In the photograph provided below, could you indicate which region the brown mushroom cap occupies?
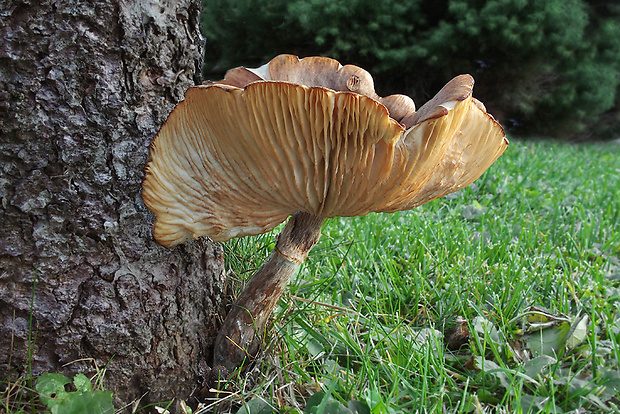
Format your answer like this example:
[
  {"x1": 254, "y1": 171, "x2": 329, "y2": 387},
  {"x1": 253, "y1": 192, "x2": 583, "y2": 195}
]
[
  {"x1": 215, "y1": 54, "x2": 416, "y2": 125},
  {"x1": 143, "y1": 55, "x2": 508, "y2": 247}
]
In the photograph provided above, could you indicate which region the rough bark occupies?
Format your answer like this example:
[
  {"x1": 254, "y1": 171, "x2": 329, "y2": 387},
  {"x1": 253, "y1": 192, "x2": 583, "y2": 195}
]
[{"x1": 0, "y1": 0, "x2": 225, "y2": 409}]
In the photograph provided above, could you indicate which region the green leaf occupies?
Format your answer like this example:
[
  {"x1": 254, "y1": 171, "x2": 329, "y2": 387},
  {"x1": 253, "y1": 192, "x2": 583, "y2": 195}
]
[
  {"x1": 522, "y1": 355, "x2": 557, "y2": 379},
  {"x1": 36, "y1": 373, "x2": 71, "y2": 395},
  {"x1": 565, "y1": 314, "x2": 589, "y2": 349},
  {"x1": 364, "y1": 388, "x2": 391, "y2": 414},
  {"x1": 88, "y1": 390, "x2": 114, "y2": 414},
  {"x1": 347, "y1": 400, "x2": 370, "y2": 414},
  {"x1": 472, "y1": 316, "x2": 502, "y2": 345},
  {"x1": 519, "y1": 394, "x2": 556, "y2": 413},
  {"x1": 523, "y1": 312, "x2": 590, "y2": 357},
  {"x1": 461, "y1": 204, "x2": 485, "y2": 220},
  {"x1": 306, "y1": 338, "x2": 325, "y2": 358},
  {"x1": 604, "y1": 273, "x2": 620, "y2": 282},
  {"x1": 476, "y1": 389, "x2": 500, "y2": 404},
  {"x1": 325, "y1": 401, "x2": 353, "y2": 414},
  {"x1": 73, "y1": 373, "x2": 93, "y2": 393},
  {"x1": 48, "y1": 391, "x2": 114, "y2": 414},
  {"x1": 523, "y1": 320, "x2": 571, "y2": 357},
  {"x1": 564, "y1": 376, "x2": 596, "y2": 397},
  {"x1": 599, "y1": 370, "x2": 620, "y2": 402},
  {"x1": 305, "y1": 392, "x2": 326, "y2": 413},
  {"x1": 475, "y1": 358, "x2": 512, "y2": 389},
  {"x1": 36, "y1": 373, "x2": 71, "y2": 407},
  {"x1": 524, "y1": 307, "x2": 570, "y2": 328},
  {"x1": 35, "y1": 373, "x2": 113, "y2": 414},
  {"x1": 236, "y1": 397, "x2": 274, "y2": 414},
  {"x1": 305, "y1": 392, "x2": 352, "y2": 414}
]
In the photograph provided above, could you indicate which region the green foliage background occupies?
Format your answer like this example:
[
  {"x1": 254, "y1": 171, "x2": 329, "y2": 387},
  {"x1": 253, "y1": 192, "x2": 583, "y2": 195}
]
[{"x1": 202, "y1": 0, "x2": 620, "y2": 140}]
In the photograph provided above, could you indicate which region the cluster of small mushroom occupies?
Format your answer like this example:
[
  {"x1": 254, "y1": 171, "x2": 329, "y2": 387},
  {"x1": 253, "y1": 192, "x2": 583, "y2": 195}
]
[{"x1": 142, "y1": 54, "x2": 508, "y2": 371}]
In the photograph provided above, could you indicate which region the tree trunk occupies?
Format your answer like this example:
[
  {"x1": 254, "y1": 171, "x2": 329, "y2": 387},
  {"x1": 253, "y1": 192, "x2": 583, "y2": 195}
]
[{"x1": 0, "y1": 0, "x2": 225, "y2": 409}]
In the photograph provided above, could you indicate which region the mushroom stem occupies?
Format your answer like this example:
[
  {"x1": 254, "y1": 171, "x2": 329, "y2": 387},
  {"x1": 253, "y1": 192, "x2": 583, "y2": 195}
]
[{"x1": 213, "y1": 211, "x2": 325, "y2": 371}]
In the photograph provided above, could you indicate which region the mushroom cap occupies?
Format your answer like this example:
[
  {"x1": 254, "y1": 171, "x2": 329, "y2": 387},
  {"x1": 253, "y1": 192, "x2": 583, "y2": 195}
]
[{"x1": 142, "y1": 54, "x2": 508, "y2": 247}]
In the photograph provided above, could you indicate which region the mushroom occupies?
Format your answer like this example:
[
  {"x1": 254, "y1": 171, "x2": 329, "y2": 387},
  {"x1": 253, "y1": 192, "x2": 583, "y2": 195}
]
[{"x1": 142, "y1": 54, "x2": 508, "y2": 372}]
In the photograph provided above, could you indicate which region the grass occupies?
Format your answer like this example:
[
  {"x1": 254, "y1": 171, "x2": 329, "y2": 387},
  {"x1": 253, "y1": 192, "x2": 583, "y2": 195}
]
[
  {"x1": 2, "y1": 139, "x2": 618, "y2": 413},
  {"x1": 208, "y1": 139, "x2": 620, "y2": 413}
]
